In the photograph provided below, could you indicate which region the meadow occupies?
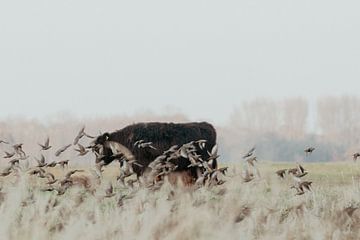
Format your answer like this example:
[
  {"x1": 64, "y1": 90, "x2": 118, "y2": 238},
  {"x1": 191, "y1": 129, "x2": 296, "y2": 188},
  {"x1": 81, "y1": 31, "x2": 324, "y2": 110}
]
[{"x1": 1, "y1": 161, "x2": 360, "y2": 240}]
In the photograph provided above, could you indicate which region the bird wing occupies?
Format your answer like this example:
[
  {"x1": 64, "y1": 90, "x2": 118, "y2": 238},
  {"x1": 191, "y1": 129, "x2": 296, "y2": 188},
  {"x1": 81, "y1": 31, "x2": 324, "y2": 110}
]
[
  {"x1": 78, "y1": 144, "x2": 86, "y2": 152},
  {"x1": 55, "y1": 144, "x2": 72, "y2": 156},
  {"x1": 84, "y1": 132, "x2": 95, "y2": 139},
  {"x1": 298, "y1": 164, "x2": 305, "y2": 174},
  {"x1": 211, "y1": 144, "x2": 219, "y2": 156},
  {"x1": 45, "y1": 137, "x2": 50, "y2": 147}
]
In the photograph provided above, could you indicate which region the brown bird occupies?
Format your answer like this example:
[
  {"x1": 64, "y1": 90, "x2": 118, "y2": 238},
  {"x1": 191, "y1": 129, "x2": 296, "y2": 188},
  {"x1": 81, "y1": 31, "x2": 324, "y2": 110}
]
[
  {"x1": 28, "y1": 168, "x2": 46, "y2": 176},
  {"x1": 74, "y1": 144, "x2": 89, "y2": 156},
  {"x1": 304, "y1": 147, "x2": 315, "y2": 156},
  {"x1": 276, "y1": 169, "x2": 287, "y2": 179},
  {"x1": 0, "y1": 166, "x2": 12, "y2": 177},
  {"x1": 41, "y1": 187, "x2": 56, "y2": 192},
  {"x1": 217, "y1": 167, "x2": 229, "y2": 175},
  {"x1": 135, "y1": 141, "x2": 157, "y2": 150},
  {"x1": 207, "y1": 154, "x2": 220, "y2": 164},
  {"x1": 196, "y1": 139, "x2": 207, "y2": 150},
  {"x1": 84, "y1": 132, "x2": 95, "y2": 139},
  {"x1": 163, "y1": 145, "x2": 179, "y2": 156},
  {"x1": 13, "y1": 143, "x2": 26, "y2": 157},
  {"x1": 46, "y1": 161, "x2": 57, "y2": 168},
  {"x1": 46, "y1": 178, "x2": 58, "y2": 185},
  {"x1": 291, "y1": 179, "x2": 312, "y2": 196},
  {"x1": 39, "y1": 137, "x2": 52, "y2": 151},
  {"x1": 45, "y1": 172, "x2": 56, "y2": 181},
  {"x1": 243, "y1": 147, "x2": 256, "y2": 159},
  {"x1": 73, "y1": 126, "x2": 86, "y2": 145},
  {"x1": 4, "y1": 151, "x2": 15, "y2": 159},
  {"x1": 299, "y1": 181, "x2": 312, "y2": 192},
  {"x1": 9, "y1": 158, "x2": 20, "y2": 166},
  {"x1": 65, "y1": 170, "x2": 84, "y2": 179},
  {"x1": 57, "y1": 160, "x2": 70, "y2": 168},
  {"x1": 0, "y1": 140, "x2": 9, "y2": 144},
  {"x1": 295, "y1": 165, "x2": 308, "y2": 178},
  {"x1": 35, "y1": 155, "x2": 47, "y2": 168},
  {"x1": 55, "y1": 144, "x2": 72, "y2": 157},
  {"x1": 353, "y1": 153, "x2": 360, "y2": 162}
]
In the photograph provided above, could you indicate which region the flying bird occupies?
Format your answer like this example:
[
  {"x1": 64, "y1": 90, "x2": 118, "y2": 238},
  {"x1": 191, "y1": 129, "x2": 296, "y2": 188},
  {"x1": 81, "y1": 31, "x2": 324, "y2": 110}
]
[
  {"x1": 353, "y1": 153, "x2": 360, "y2": 162},
  {"x1": 13, "y1": 143, "x2": 26, "y2": 157},
  {"x1": 64, "y1": 170, "x2": 84, "y2": 180},
  {"x1": 304, "y1": 147, "x2": 315, "y2": 156},
  {"x1": 9, "y1": 158, "x2": 20, "y2": 166},
  {"x1": 0, "y1": 166, "x2": 12, "y2": 177},
  {"x1": 28, "y1": 168, "x2": 46, "y2": 176},
  {"x1": 276, "y1": 169, "x2": 287, "y2": 179},
  {"x1": 38, "y1": 137, "x2": 52, "y2": 151},
  {"x1": 35, "y1": 154, "x2": 47, "y2": 168},
  {"x1": 135, "y1": 140, "x2": 157, "y2": 150},
  {"x1": 196, "y1": 140, "x2": 207, "y2": 150},
  {"x1": 45, "y1": 178, "x2": 58, "y2": 185},
  {"x1": 291, "y1": 181, "x2": 312, "y2": 196},
  {"x1": 243, "y1": 147, "x2": 256, "y2": 159},
  {"x1": 299, "y1": 181, "x2": 312, "y2": 192},
  {"x1": 209, "y1": 144, "x2": 219, "y2": 157},
  {"x1": 163, "y1": 145, "x2": 179, "y2": 156},
  {"x1": 55, "y1": 144, "x2": 72, "y2": 157},
  {"x1": 295, "y1": 165, "x2": 308, "y2": 178},
  {"x1": 46, "y1": 161, "x2": 57, "y2": 168},
  {"x1": 74, "y1": 144, "x2": 89, "y2": 156},
  {"x1": 0, "y1": 140, "x2": 9, "y2": 144},
  {"x1": 4, "y1": 151, "x2": 15, "y2": 159},
  {"x1": 73, "y1": 126, "x2": 86, "y2": 145},
  {"x1": 134, "y1": 140, "x2": 145, "y2": 147},
  {"x1": 57, "y1": 160, "x2": 70, "y2": 168}
]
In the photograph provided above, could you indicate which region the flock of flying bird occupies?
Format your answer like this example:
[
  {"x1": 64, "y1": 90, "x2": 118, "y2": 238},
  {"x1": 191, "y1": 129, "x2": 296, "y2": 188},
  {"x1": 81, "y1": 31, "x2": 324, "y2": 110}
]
[
  {"x1": 0, "y1": 126, "x2": 230, "y2": 198},
  {"x1": 0, "y1": 127, "x2": 101, "y2": 196},
  {"x1": 1, "y1": 128, "x2": 360, "y2": 198},
  {"x1": 243, "y1": 147, "x2": 311, "y2": 196}
]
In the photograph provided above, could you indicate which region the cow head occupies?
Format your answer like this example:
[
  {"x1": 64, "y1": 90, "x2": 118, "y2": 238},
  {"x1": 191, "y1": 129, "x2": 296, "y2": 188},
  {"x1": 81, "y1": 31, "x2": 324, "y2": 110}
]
[{"x1": 89, "y1": 133, "x2": 136, "y2": 165}]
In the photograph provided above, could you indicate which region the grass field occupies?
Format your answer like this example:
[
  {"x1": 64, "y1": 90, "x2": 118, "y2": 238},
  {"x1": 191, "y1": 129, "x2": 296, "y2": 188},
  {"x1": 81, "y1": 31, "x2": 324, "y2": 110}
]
[{"x1": 1, "y1": 161, "x2": 360, "y2": 240}]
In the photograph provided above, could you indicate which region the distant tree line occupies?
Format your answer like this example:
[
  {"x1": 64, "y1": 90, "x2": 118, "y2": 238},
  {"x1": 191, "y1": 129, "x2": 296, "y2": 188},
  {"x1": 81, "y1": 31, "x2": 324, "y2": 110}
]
[
  {"x1": 0, "y1": 96, "x2": 359, "y2": 164},
  {"x1": 220, "y1": 96, "x2": 360, "y2": 162}
]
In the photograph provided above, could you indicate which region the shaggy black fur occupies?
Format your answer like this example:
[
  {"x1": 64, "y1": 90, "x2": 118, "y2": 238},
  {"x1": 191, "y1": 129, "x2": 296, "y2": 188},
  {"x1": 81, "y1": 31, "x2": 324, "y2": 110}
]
[{"x1": 94, "y1": 122, "x2": 217, "y2": 177}]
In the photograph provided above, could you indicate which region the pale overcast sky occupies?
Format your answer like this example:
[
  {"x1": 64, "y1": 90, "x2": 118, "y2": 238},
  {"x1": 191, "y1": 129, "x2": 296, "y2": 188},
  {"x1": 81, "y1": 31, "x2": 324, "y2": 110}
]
[{"x1": 0, "y1": 0, "x2": 359, "y2": 124}]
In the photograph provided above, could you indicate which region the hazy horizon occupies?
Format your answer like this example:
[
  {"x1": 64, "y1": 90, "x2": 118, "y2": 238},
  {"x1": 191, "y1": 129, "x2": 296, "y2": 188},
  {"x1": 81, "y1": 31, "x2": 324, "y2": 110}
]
[{"x1": 1, "y1": 0, "x2": 359, "y2": 124}]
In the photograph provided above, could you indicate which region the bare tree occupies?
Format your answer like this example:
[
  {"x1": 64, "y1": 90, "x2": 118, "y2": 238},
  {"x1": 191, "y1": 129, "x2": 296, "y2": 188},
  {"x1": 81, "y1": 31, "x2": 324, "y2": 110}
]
[
  {"x1": 280, "y1": 97, "x2": 308, "y2": 139},
  {"x1": 317, "y1": 96, "x2": 360, "y2": 146}
]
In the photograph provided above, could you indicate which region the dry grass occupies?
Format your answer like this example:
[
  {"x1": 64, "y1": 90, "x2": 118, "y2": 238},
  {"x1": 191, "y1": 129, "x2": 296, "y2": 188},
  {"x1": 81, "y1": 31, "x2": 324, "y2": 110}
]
[{"x1": 1, "y1": 162, "x2": 360, "y2": 240}]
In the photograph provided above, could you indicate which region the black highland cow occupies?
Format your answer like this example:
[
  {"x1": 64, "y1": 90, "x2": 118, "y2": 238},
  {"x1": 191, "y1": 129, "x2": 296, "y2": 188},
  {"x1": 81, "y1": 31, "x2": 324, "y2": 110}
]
[{"x1": 92, "y1": 122, "x2": 217, "y2": 179}]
